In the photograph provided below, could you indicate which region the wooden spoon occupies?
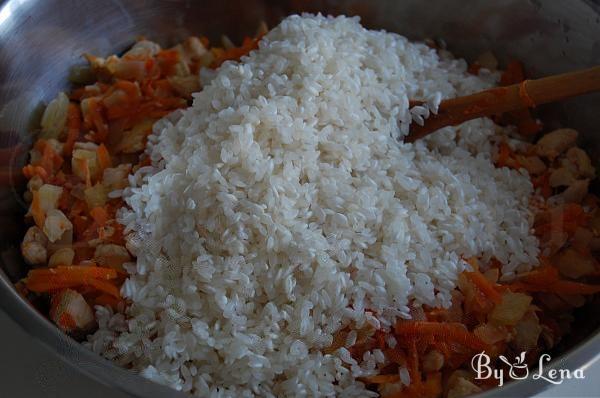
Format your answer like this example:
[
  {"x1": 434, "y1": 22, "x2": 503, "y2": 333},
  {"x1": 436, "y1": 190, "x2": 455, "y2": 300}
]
[{"x1": 404, "y1": 65, "x2": 600, "y2": 143}]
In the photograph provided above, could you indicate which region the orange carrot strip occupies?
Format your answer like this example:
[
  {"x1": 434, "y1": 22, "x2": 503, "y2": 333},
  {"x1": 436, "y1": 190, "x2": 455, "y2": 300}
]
[
  {"x1": 26, "y1": 279, "x2": 84, "y2": 293},
  {"x1": 96, "y1": 144, "x2": 112, "y2": 171},
  {"x1": 22, "y1": 165, "x2": 48, "y2": 181},
  {"x1": 58, "y1": 312, "x2": 77, "y2": 330},
  {"x1": 27, "y1": 266, "x2": 117, "y2": 281},
  {"x1": 38, "y1": 140, "x2": 63, "y2": 175},
  {"x1": 114, "y1": 80, "x2": 141, "y2": 99},
  {"x1": 533, "y1": 172, "x2": 552, "y2": 199},
  {"x1": 393, "y1": 321, "x2": 488, "y2": 350},
  {"x1": 27, "y1": 274, "x2": 120, "y2": 299},
  {"x1": 495, "y1": 142, "x2": 521, "y2": 169},
  {"x1": 562, "y1": 204, "x2": 589, "y2": 234},
  {"x1": 466, "y1": 270, "x2": 502, "y2": 304},
  {"x1": 151, "y1": 79, "x2": 174, "y2": 97},
  {"x1": 210, "y1": 36, "x2": 261, "y2": 68},
  {"x1": 535, "y1": 204, "x2": 589, "y2": 237},
  {"x1": 407, "y1": 340, "x2": 421, "y2": 388},
  {"x1": 511, "y1": 281, "x2": 600, "y2": 295},
  {"x1": 103, "y1": 80, "x2": 142, "y2": 119},
  {"x1": 90, "y1": 206, "x2": 109, "y2": 226},
  {"x1": 496, "y1": 142, "x2": 511, "y2": 168},
  {"x1": 360, "y1": 374, "x2": 400, "y2": 384},
  {"x1": 94, "y1": 293, "x2": 122, "y2": 309},
  {"x1": 156, "y1": 49, "x2": 180, "y2": 76},
  {"x1": 520, "y1": 265, "x2": 560, "y2": 285},
  {"x1": 420, "y1": 372, "x2": 443, "y2": 397},
  {"x1": 87, "y1": 98, "x2": 108, "y2": 142},
  {"x1": 384, "y1": 347, "x2": 407, "y2": 365},
  {"x1": 87, "y1": 278, "x2": 121, "y2": 298},
  {"x1": 63, "y1": 103, "x2": 81, "y2": 156},
  {"x1": 73, "y1": 157, "x2": 91, "y2": 187},
  {"x1": 468, "y1": 62, "x2": 482, "y2": 75},
  {"x1": 30, "y1": 190, "x2": 45, "y2": 228}
]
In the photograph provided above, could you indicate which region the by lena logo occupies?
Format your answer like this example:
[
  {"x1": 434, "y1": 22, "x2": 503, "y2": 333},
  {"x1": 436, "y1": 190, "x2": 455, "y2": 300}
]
[{"x1": 471, "y1": 351, "x2": 585, "y2": 387}]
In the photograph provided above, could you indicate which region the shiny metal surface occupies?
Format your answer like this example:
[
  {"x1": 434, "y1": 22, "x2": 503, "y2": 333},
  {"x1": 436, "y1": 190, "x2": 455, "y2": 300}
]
[{"x1": 0, "y1": 1, "x2": 599, "y2": 397}]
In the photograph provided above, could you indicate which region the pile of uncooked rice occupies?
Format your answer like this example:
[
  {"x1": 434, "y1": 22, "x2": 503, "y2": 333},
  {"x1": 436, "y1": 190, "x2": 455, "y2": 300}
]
[{"x1": 87, "y1": 14, "x2": 539, "y2": 397}]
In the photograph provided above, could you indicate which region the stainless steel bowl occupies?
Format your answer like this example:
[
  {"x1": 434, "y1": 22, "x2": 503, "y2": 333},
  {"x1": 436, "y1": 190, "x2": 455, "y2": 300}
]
[{"x1": 1, "y1": 1, "x2": 599, "y2": 397}]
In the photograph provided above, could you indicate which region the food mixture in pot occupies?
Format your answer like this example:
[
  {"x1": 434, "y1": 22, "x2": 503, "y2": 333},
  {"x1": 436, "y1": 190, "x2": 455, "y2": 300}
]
[{"x1": 17, "y1": 14, "x2": 600, "y2": 398}]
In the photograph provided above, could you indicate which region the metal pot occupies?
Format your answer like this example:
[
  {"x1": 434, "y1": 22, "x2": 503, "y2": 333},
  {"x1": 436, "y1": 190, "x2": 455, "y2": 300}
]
[{"x1": 0, "y1": 1, "x2": 599, "y2": 397}]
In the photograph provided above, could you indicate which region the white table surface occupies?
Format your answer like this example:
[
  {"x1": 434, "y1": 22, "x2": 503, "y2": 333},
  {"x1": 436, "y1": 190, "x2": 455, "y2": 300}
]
[{"x1": 0, "y1": 309, "x2": 597, "y2": 397}]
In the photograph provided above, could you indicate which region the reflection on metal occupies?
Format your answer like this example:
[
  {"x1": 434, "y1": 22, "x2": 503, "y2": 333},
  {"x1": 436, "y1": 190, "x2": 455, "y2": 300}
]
[{"x1": 0, "y1": 0, "x2": 32, "y2": 27}]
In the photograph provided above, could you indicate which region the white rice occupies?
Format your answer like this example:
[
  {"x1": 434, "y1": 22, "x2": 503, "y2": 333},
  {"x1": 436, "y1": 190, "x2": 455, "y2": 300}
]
[{"x1": 86, "y1": 14, "x2": 539, "y2": 397}]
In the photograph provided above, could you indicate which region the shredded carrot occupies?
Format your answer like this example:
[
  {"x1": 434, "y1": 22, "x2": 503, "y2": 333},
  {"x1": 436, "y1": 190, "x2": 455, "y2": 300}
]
[
  {"x1": 85, "y1": 98, "x2": 108, "y2": 142},
  {"x1": 520, "y1": 264, "x2": 560, "y2": 285},
  {"x1": 26, "y1": 278, "x2": 93, "y2": 293},
  {"x1": 424, "y1": 307, "x2": 448, "y2": 320},
  {"x1": 90, "y1": 206, "x2": 109, "y2": 226},
  {"x1": 58, "y1": 312, "x2": 77, "y2": 330},
  {"x1": 431, "y1": 341, "x2": 452, "y2": 359},
  {"x1": 22, "y1": 164, "x2": 48, "y2": 180},
  {"x1": 63, "y1": 103, "x2": 81, "y2": 156},
  {"x1": 500, "y1": 60, "x2": 525, "y2": 85},
  {"x1": 94, "y1": 293, "x2": 122, "y2": 309},
  {"x1": 535, "y1": 204, "x2": 589, "y2": 237},
  {"x1": 19, "y1": 33, "x2": 290, "y2": 337},
  {"x1": 562, "y1": 204, "x2": 589, "y2": 234},
  {"x1": 360, "y1": 374, "x2": 400, "y2": 384},
  {"x1": 211, "y1": 35, "x2": 262, "y2": 68},
  {"x1": 96, "y1": 143, "x2": 112, "y2": 171},
  {"x1": 87, "y1": 278, "x2": 121, "y2": 298},
  {"x1": 495, "y1": 142, "x2": 521, "y2": 169},
  {"x1": 27, "y1": 266, "x2": 117, "y2": 281},
  {"x1": 407, "y1": 340, "x2": 421, "y2": 388},
  {"x1": 496, "y1": 142, "x2": 510, "y2": 167},
  {"x1": 114, "y1": 79, "x2": 141, "y2": 99},
  {"x1": 533, "y1": 171, "x2": 552, "y2": 199},
  {"x1": 420, "y1": 372, "x2": 443, "y2": 398},
  {"x1": 30, "y1": 190, "x2": 45, "y2": 228},
  {"x1": 103, "y1": 80, "x2": 142, "y2": 119},
  {"x1": 40, "y1": 141, "x2": 64, "y2": 175},
  {"x1": 24, "y1": 139, "x2": 64, "y2": 179},
  {"x1": 373, "y1": 329, "x2": 386, "y2": 349},
  {"x1": 73, "y1": 157, "x2": 91, "y2": 187},
  {"x1": 151, "y1": 79, "x2": 174, "y2": 97},
  {"x1": 26, "y1": 267, "x2": 120, "y2": 298},
  {"x1": 384, "y1": 347, "x2": 407, "y2": 365},
  {"x1": 511, "y1": 280, "x2": 600, "y2": 295},
  {"x1": 466, "y1": 270, "x2": 502, "y2": 304},
  {"x1": 69, "y1": 198, "x2": 87, "y2": 218},
  {"x1": 156, "y1": 49, "x2": 180, "y2": 73},
  {"x1": 467, "y1": 62, "x2": 482, "y2": 75},
  {"x1": 393, "y1": 321, "x2": 488, "y2": 351},
  {"x1": 508, "y1": 261, "x2": 600, "y2": 295}
]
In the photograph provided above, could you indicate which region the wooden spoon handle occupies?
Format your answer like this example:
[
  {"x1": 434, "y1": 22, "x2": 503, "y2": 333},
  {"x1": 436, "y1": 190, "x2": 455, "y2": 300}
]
[{"x1": 405, "y1": 65, "x2": 600, "y2": 142}]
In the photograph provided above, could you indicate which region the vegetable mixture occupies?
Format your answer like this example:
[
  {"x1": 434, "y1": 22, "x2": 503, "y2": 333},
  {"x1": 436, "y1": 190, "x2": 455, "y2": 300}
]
[
  {"x1": 17, "y1": 30, "x2": 600, "y2": 398},
  {"x1": 17, "y1": 31, "x2": 264, "y2": 333}
]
